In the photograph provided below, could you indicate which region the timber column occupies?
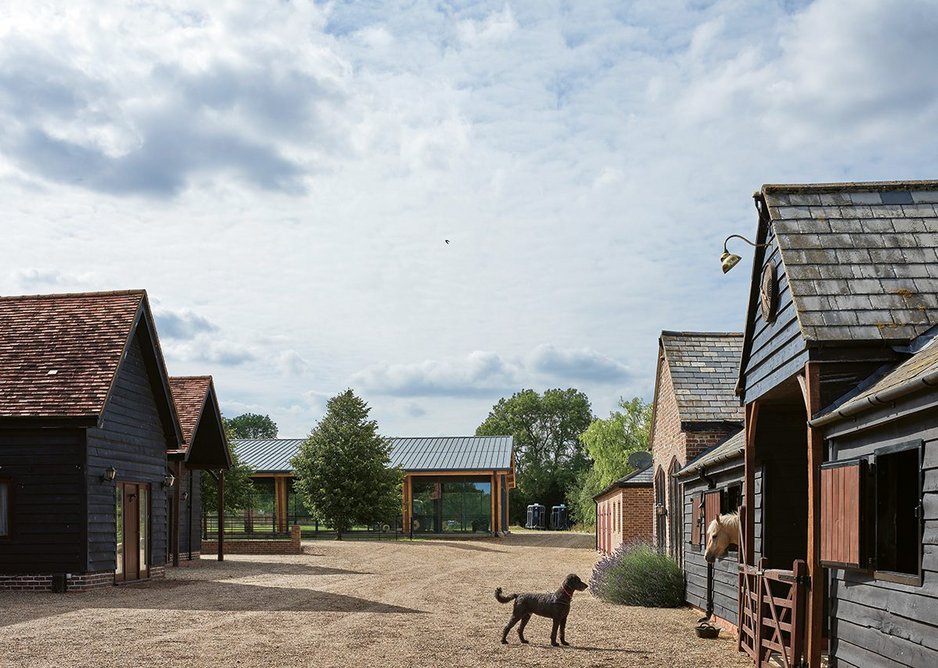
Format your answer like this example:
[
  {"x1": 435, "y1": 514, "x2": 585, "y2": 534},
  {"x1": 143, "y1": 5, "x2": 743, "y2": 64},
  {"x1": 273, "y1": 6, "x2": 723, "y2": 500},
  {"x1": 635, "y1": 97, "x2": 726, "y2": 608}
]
[{"x1": 804, "y1": 362, "x2": 824, "y2": 668}]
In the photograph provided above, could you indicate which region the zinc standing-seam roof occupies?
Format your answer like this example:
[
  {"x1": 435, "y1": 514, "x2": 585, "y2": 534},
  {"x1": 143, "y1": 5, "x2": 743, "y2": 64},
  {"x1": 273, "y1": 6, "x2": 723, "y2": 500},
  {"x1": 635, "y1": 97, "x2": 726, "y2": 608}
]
[
  {"x1": 232, "y1": 435, "x2": 514, "y2": 474},
  {"x1": 387, "y1": 436, "x2": 513, "y2": 471}
]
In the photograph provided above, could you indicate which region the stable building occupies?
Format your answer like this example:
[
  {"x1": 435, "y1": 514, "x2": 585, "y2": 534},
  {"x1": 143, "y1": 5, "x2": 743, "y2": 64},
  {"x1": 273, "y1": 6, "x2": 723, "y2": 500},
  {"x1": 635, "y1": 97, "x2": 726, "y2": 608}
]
[
  {"x1": 167, "y1": 376, "x2": 231, "y2": 564},
  {"x1": 649, "y1": 331, "x2": 744, "y2": 561},
  {"x1": 594, "y1": 464, "x2": 653, "y2": 554},
  {"x1": 733, "y1": 180, "x2": 938, "y2": 667},
  {"x1": 676, "y1": 430, "x2": 745, "y2": 629},
  {"x1": 0, "y1": 291, "x2": 179, "y2": 589}
]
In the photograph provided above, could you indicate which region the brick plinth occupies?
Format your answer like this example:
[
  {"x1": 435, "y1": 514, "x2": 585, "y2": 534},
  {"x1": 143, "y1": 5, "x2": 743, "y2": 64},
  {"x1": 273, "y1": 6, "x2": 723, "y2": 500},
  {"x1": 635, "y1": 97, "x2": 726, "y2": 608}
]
[{"x1": 201, "y1": 525, "x2": 302, "y2": 555}]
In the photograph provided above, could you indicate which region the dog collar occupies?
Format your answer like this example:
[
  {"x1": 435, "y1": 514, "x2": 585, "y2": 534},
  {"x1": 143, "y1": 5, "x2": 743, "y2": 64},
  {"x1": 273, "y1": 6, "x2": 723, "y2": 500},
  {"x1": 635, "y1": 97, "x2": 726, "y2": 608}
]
[{"x1": 561, "y1": 584, "x2": 574, "y2": 598}]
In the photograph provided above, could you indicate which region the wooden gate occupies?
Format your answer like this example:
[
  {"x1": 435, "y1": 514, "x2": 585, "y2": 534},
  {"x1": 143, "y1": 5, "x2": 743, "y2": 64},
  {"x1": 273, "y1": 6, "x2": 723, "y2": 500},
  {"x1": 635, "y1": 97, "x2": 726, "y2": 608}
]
[{"x1": 736, "y1": 506, "x2": 807, "y2": 668}]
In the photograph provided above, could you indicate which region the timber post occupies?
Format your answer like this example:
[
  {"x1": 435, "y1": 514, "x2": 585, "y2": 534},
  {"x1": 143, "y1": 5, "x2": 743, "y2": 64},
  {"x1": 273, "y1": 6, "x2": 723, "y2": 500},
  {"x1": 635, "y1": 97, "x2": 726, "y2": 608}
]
[
  {"x1": 804, "y1": 361, "x2": 823, "y2": 668},
  {"x1": 218, "y1": 470, "x2": 225, "y2": 562}
]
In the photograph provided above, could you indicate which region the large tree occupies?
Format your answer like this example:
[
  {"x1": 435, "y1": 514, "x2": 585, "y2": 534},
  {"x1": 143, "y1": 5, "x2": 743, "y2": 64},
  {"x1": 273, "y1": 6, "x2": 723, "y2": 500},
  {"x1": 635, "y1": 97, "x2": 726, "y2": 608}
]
[
  {"x1": 225, "y1": 413, "x2": 278, "y2": 439},
  {"x1": 567, "y1": 397, "x2": 652, "y2": 527},
  {"x1": 291, "y1": 390, "x2": 402, "y2": 539},
  {"x1": 476, "y1": 388, "x2": 593, "y2": 524}
]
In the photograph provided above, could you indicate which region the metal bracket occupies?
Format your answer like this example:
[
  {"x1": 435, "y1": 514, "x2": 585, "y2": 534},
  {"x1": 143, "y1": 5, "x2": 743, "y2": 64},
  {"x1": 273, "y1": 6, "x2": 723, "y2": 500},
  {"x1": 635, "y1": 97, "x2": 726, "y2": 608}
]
[{"x1": 797, "y1": 573, "x2": 811, "y2": 588}]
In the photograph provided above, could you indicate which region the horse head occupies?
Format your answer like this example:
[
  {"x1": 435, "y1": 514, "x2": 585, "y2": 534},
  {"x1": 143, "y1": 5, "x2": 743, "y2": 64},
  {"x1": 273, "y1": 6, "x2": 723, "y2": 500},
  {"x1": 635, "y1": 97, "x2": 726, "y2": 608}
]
[{"x1": 704, "y1": 513, "x2": 738, "y2": 563}]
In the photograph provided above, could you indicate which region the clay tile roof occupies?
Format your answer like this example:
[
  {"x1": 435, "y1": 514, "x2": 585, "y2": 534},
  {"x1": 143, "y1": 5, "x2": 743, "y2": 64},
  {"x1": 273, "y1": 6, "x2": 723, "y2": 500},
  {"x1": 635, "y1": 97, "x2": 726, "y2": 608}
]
[
  {"x1": 659, "y1": 331, "x2": 744, "y2": 424},
  {"x1": 0, "y1": 290, "x2": 145, "y2": 418},
  {"x1": 762, "y1": 180, "x2": 938, "y2": 343},
  {"x1": 169, "y1": 376, "x2": 212, "y2": 449}
]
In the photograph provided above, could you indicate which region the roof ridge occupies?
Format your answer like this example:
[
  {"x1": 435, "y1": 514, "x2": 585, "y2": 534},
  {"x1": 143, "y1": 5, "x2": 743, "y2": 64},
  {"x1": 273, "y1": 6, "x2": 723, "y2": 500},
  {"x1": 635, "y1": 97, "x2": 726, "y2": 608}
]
[
  {"x1": 169, "y1": 375, "x2": 214, "y2": 381},
  {"x1": 660, "y1": 330, "x2": 743, "y2": 338},
  {"x1": 762, "y1": 180, "x2": 938, "y2": 194},
  {"x1": 387, "y1": 435, "x2": 509, "y2": 439},
  {"x1": 0, "y1": 289, "x2": 147, "y2": 302}
]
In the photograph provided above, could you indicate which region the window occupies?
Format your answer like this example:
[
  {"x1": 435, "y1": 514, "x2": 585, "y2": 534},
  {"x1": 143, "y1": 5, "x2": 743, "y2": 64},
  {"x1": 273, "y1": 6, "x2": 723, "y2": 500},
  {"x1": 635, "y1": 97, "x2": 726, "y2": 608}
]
[
  {"x1": 0, "y1": 480, "x2": 9, "y2": 537},
  {"x1": 820, "y1": 442, "x2": 923, "y2": 584},
  {"x1": 875, "y1": 444, "x2": 921, "y2": 581},
  {"x1": 723, "y1": 484, "x2": 742, "y2": 514}
]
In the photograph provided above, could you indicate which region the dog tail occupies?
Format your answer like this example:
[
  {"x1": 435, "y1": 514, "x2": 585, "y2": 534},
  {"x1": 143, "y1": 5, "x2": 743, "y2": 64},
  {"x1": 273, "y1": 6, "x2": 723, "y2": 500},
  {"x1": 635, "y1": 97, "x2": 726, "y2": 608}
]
[{"x1": 495, "y1": 587, "x2": 517, "y2": 604}]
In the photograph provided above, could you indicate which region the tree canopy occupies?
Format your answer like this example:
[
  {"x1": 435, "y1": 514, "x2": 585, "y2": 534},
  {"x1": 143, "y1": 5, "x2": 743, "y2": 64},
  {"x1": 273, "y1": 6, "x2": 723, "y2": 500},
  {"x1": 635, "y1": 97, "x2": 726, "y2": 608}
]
[
  {"x1": 225, "y1": 413, "x2": 278, "y2": 439},
  {"x1": 291, "y1": 389, "x2": 402, "y2": 539},
  {"x1": 476, "y1": 388, "x2": 593, "y2": 524},
  {"x1": 567, "y1": 397, "x2": 652, "y2": 527}
]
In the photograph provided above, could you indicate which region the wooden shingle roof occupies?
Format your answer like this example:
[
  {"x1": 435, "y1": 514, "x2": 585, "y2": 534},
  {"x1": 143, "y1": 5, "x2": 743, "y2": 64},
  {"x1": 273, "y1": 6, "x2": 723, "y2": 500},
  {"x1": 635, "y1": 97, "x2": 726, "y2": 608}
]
[
  {"x1": 0, "y1": 290, "x2": 145, "y2": 419},
  {"x1": 659, "y1": 331, "x2": 744, "y2": 425},
  {"x1": 763, "y1": 181, "x2": 938, "y2": 343}
]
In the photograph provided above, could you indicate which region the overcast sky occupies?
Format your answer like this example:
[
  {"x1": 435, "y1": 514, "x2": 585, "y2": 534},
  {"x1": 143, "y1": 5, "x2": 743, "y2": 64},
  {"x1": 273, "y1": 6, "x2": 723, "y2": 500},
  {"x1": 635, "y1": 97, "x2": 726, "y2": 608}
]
[{"x1": 3, "y1": 0, "x2": 938, "y2": 438}]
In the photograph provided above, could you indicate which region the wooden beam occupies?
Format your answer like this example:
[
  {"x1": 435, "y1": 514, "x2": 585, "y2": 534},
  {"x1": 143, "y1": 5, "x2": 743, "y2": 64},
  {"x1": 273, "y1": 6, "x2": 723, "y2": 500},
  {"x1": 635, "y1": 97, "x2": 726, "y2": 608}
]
[
  {"x1": 403, "y1": 475, "x2": 412, "y2": 534},
  {"x1": 804, "y1": 361, "x2": 824, "y2": 668},
  {"x1": 171, "y1": 461, "x2": 181, "y2": 568},
  {"x1": 743, "y1": 400, "x2": 759, "y2": 566},
  {"x1": 217, "y1": 470, "x2": 225, "y2": 562},
  {"x1": 490, "y1": 472, "x2": 497, "y2": 534}
]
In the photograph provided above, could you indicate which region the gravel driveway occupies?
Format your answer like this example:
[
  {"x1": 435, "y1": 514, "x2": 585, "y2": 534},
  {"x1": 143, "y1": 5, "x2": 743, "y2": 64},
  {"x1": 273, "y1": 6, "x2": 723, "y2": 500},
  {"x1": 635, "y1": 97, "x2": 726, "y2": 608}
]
[{"x1": 0, "y1": 533, "x2": 750, "y2": 667}]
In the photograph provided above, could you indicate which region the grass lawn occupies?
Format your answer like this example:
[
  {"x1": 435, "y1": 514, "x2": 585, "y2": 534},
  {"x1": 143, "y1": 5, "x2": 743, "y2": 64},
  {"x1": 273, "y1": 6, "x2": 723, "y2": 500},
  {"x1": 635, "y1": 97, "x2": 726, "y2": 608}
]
[{"x1": 0, "y1": 533, "x2": 750, "y2": 668}]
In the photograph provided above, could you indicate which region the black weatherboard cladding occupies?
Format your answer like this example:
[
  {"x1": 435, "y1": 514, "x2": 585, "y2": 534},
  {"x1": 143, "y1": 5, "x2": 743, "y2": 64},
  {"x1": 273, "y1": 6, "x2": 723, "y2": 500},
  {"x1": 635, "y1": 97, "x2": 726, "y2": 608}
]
[{"x1": 86, "y1": 333, "x2": 170, "y2": 572}]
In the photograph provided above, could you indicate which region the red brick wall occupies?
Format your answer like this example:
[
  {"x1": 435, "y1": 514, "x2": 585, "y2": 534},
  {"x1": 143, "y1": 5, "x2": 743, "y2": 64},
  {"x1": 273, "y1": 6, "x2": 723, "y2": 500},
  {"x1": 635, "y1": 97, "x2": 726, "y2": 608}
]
[
  {"x1": 595, "y1": 486, "x2": 653, "y2": 554},
  {"x1": 0, "y1": 568, "x2": 165, "y2": 592},
  {"x1": 202, "y1": 525, "x2": 302, "y2": 555}
]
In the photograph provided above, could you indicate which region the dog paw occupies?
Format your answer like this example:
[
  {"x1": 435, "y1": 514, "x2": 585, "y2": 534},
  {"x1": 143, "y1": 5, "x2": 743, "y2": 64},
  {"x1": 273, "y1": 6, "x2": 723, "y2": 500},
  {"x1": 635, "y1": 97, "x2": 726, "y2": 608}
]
[
  {"x1": 551, "y1": 642, "x2": 560, "y2": 647},
  {"x1": 560, "y1": 641, "x2": 569, "y2": 646},
  {"x1": 519, "y1": 639, "x2": 529, "y2": 644},
  {"x1": 501, "y1": 639, "x2": 508, "y2": 645}
]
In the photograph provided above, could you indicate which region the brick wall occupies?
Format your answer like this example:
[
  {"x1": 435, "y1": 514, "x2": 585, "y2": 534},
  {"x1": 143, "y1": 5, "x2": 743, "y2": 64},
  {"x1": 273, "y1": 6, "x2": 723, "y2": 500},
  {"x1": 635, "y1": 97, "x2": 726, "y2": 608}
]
[
  {"x1": 596, "y1": 486, "x2": 653, "y2": 554},
  {"x1": 202, "y1": 525, "x2": 302, "y2": 556},
  {"x1": 651, "y1": 355, "x2": 686, "y2": 554},
  {"x1": 620, "y1": 486, "x2": 653, "y2": 545}
]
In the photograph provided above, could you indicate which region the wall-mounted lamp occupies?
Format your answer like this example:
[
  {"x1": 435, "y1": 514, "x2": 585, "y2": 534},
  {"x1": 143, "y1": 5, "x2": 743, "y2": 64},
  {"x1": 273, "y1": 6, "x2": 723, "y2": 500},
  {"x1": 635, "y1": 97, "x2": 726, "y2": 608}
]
[
  {"x1": 721, "y1": 234, "x2": 766, "y2": 273},
  {"x1": 102, "y1": 466, "x2": 118, "y2": 483},
  {"x1": 162, "y1": 473, "x2": 176, "y2": 489}
]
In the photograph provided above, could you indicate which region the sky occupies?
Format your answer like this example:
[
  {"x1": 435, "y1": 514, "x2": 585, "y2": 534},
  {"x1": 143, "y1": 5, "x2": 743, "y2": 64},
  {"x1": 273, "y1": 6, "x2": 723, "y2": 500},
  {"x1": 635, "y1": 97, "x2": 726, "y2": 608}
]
[{"x1": 3, "y1": 0, "x2": 938, "y2": 438}]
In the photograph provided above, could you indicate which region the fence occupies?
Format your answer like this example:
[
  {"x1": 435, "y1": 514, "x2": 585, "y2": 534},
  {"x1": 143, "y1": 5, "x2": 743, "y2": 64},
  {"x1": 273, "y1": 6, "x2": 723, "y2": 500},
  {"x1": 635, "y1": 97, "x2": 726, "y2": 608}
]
[{"x1": 202, "y1": 512, "x2": 405, "y2": 541}]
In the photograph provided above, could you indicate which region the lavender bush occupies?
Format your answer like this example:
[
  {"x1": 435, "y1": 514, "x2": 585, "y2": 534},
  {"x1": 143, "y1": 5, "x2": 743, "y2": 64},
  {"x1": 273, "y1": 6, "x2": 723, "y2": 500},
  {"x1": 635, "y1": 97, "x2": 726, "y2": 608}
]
[{"x1": 590, "y1": 541, "x2": 684, "y2": 607}]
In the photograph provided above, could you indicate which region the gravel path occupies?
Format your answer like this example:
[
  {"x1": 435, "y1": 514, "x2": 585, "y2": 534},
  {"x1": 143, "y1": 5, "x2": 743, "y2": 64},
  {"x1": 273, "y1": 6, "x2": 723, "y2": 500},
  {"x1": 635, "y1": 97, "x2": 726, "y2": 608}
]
[{"x1": 0, "y1": 533, "x2": 750, "y2": 668}]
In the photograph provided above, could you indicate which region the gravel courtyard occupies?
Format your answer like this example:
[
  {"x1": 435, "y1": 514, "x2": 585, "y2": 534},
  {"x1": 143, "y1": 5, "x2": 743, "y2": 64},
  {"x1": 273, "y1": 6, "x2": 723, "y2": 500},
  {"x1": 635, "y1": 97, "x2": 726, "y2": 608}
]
[{"x1": 0, "y1": 533, "x2": 749, "y2": 668}]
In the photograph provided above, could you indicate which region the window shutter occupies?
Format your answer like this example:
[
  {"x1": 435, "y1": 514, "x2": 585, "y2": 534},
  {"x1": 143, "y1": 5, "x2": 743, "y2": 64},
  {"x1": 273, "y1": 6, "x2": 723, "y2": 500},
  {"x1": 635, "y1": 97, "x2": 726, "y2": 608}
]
[
  {"x1": 704, "y1": 490, "x2": 722, "y2": 532},
  {"x1": 820, "y1": 459, "x2": 866, "y2": 569},
  {"x1": 690, "y1": 493, "x2": 703, "y2": 546}
]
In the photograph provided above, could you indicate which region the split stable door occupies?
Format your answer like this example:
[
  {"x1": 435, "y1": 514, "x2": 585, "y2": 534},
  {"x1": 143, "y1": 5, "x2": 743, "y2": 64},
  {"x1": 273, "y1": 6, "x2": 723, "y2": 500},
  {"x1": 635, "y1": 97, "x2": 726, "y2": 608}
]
[{"x1": 115, "y1": 482, "x2": 150, "y2": 582}]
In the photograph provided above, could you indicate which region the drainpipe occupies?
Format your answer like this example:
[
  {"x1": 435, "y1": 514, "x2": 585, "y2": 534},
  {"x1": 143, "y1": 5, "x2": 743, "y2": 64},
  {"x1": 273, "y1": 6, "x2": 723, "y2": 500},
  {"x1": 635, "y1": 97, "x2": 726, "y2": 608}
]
[{"x1": 699, "y1": 466, "x2": 715, "y2": 622}]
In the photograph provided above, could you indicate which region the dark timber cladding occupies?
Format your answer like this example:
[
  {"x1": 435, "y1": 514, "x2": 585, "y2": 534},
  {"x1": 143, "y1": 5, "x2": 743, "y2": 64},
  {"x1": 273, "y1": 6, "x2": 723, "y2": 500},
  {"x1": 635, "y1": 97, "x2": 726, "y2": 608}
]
[
  {"x1": 677, "y1": 430, "x2": 750, "y2": 626},
  {"x1": 735, "y1": 181, "x2": 938, "y2": 668},
  {"x1": 810, "y1": 337, "x2": 938, "y2": 668},
  {"x1": 0, "y1": 290, "x2": 183, "y2": 588}
]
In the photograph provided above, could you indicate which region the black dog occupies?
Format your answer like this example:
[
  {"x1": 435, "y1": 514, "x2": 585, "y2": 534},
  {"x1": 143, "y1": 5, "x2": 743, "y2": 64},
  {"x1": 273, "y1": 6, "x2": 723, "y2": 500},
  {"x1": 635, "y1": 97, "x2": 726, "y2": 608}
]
[{"x1": 495, "y1": 573, "x2": 588, "y2": 646}]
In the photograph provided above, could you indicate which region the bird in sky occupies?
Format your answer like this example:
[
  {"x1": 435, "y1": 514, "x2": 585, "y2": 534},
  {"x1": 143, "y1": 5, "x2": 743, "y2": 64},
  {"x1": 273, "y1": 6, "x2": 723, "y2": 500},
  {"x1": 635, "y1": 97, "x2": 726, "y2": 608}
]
[{"x1": 444, "y1": 239, "x2": 450, "y2": 245}]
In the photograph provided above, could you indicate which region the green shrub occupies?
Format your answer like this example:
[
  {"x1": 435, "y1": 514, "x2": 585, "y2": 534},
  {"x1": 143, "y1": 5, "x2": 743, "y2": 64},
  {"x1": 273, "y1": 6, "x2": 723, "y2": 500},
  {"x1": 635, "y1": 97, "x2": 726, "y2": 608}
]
[{"x1": 590, "y1": 542, "x2": 684, "y2": 607}]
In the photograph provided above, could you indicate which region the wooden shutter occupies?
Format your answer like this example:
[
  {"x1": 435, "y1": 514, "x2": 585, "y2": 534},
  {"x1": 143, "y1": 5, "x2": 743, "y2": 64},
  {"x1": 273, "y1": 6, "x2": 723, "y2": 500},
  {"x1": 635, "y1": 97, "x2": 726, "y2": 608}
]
[
  {"x1": 690, "y1": 493, "x2": 703, "y2": 545},
  {"x1": 820, "y1": 459, "x2": 866, "y2": 569},
  {"x1": 704, "y1": 490, "x2": 722, "y2": 531}
]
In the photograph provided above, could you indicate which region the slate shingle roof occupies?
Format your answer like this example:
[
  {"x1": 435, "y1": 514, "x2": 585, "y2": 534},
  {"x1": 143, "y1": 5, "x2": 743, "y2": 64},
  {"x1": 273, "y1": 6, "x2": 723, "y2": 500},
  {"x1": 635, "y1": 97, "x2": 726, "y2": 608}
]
[
  {"x1": 764, "y1": 181, "x2": 938, "y2": 343},
  {"x1": 675, "y1": 430, "x2": 745, "y2": 479},
  {"x1": 593, "y1": 464, "x2": 653, "y2": 499},
  {"x1": 233, "y1": 436, "x2": 515, "y2": 474},
  {"x1": 0, "y1": 290, "x2": 145, "y2": 418},
  {"x1": 388, "y1": 436, "x2": 513, "y2": 471},
  {"x1": 660, "y1": 331, "x2": 744, "y2": 424},
  {"x1": 169, "y1": 376, "x2": 212, "y2": 450}
]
